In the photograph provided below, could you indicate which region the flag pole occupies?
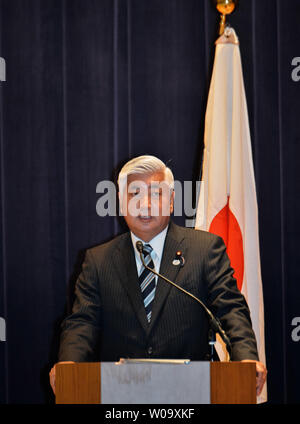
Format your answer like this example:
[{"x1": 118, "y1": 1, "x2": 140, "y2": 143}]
[{"x1": 214, "y1": 0, "x2": 238, "y2": 35}]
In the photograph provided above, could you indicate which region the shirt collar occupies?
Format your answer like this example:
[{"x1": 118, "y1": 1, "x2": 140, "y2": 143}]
[{"x1": 130, "y1": 225, "x2": 169, "y2": 261}]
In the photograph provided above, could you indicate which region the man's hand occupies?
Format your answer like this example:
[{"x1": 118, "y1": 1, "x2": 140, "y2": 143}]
[
  {"x1": 49, "y1": 361, "x2": 75, "y2": 394},
  {"x1": 241, "y1": 359, "x2": 267, "y2": 396}
]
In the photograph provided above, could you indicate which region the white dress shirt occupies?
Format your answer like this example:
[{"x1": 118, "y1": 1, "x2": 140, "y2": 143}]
[{"x1": 130, "y1": 225, "x2": 169, "y2": 281}]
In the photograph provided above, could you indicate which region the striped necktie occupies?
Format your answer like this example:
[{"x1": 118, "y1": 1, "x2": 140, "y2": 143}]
[{"x1": 139, "y1": 244, "x2": 156, "y2": 322}]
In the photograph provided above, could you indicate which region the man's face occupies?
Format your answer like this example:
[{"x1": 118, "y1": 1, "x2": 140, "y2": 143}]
[{"x1": 120, "y1": 171, "x2": 174, "y2": 242}]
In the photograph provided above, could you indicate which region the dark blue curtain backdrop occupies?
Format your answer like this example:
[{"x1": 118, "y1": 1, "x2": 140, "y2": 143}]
[{"x1": 0, "y1": 0, "x2": 299, "y2": 404}]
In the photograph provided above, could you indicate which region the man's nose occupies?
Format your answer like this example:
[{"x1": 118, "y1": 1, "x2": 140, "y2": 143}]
[{"x1": 140, "y1": 193, "x2": 151, "y2": 210}]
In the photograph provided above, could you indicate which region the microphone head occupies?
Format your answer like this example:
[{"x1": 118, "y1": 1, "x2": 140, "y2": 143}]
[{"x1": 136, "y1": 241, "x2": 144, "y2": 253}]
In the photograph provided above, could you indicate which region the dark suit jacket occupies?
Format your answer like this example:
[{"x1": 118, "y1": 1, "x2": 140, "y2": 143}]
[{"x1": 58, "y1": 222, "x2": 259, "y2": 362}]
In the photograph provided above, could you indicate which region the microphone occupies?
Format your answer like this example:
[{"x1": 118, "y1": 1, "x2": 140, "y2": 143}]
[{"x1": 136, "y1": 240, "x2": 232, "y2": 359}]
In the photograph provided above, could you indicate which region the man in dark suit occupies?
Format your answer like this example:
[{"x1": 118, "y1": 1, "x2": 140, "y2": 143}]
[{"x1": 49, "y1": 155, "x2": 267, "y2": 395}]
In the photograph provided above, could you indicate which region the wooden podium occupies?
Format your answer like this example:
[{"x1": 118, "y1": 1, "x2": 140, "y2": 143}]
[{"x1": 55, "y1": 361, "x2": 256, "y2": 404}]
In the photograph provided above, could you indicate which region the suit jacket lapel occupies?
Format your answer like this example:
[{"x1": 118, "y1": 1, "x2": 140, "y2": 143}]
[
  {"x1": 148, "y1": 222, "x2": 187, "y2": 335},
  {"x1": 112, "y1": 223, "x2": 188, "y2": 337},
  {"x1": 113, "y1": 234, "x2": 149, "y2": 333}
]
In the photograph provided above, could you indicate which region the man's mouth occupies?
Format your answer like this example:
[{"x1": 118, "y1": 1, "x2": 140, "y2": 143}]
[{"x1": 138, "y1": 215, "x2": 152, "y2": 221}]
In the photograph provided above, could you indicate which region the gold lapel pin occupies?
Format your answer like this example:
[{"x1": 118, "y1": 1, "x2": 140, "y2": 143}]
[{"x1": 172, "y1": 251, "x2": 185, "y2": 267}]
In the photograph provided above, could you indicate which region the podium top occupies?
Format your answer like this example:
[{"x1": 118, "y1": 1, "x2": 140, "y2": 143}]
[{"x1": 117, "y1": 358, "x2": 191, "y2": 365}]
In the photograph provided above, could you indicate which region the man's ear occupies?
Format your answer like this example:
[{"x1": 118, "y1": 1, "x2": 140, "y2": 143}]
[
  {"x1": 118, "y1": 191, "x2": 123, "y2": 215},
  {"x1": 170, "y1": 190, "x2": 175, "y2": 215}
]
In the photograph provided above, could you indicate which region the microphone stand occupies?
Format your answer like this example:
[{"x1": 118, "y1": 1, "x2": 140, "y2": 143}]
[
  {"x1": 208, "y1": 329, "x2": 216, "y2": 362},
  {"x1": 136, "y1": 242, "x2": 231, "y2": 361}
]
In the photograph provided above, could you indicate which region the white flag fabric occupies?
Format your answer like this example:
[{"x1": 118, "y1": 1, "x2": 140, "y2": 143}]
[{"x1": 195, "y1": 28, "x2": 267, "y2": 403}]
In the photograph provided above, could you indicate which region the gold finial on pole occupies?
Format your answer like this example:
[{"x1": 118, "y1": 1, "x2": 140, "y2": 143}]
[{"x1": 214, "y1": 0, "x2": 237, "y2": 35}]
